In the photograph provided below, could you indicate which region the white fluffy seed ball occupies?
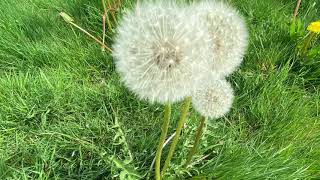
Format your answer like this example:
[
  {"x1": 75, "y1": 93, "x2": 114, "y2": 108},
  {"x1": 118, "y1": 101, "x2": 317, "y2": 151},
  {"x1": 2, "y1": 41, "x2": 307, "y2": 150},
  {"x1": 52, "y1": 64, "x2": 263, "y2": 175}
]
[
  {"x1": 113, "y1": 1, "x2": 213, "y2": 104},
  {"x1": 192, "y1": 78, "x2": 234, "y2": 119},
  {"x1": 192, "y1": 0, "x2": 249, "y2": 77}
]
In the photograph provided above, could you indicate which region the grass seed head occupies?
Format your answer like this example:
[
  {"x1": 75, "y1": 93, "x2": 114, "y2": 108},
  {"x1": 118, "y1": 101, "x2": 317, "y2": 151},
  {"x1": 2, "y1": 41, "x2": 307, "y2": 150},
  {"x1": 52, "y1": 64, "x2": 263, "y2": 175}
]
[{"x1": 59, "y1": 12, "x2": 74, "y2": 23}]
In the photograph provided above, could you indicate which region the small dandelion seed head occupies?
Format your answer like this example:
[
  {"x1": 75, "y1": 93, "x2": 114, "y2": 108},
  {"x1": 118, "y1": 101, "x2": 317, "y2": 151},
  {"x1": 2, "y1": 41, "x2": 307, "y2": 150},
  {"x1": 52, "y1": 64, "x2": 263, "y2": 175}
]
[
  {"x1": 113, "y1": 1, "x2": 213, "y2": 104},
  {"x1": 191, "y1": 0, "x2": 249, "y2": 77},
  {"x1": 192, "y1": 76, "x2": 234, "y2": 119}
]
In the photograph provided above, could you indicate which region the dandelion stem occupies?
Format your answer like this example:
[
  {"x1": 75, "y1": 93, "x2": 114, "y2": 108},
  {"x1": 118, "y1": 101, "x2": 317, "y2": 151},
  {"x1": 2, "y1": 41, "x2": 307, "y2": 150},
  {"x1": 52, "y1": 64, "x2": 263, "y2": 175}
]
[
  {"x1": 155, "y1": 103, "x2": 171, "y2": 180},
  {"x1": 161, "y1": 97, "x2": 192, "y2": 177},
  {"x1": 185, "y1": 116, "x2": 206, "y2": 167}
]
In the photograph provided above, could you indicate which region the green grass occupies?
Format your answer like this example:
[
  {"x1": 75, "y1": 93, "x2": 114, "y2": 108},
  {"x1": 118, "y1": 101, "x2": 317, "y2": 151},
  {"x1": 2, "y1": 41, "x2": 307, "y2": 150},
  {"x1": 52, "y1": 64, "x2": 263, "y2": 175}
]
[{"x1": 0, "y1": 0, "x2": 319, "y2": 179}]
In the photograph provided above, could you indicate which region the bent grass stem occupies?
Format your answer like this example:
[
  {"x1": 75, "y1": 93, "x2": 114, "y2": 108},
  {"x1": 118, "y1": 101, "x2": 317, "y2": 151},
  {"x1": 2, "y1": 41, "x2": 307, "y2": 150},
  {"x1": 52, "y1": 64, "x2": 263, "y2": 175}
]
[{"x1": 59, "y1": 12, "x2": 113, "y2": 53}]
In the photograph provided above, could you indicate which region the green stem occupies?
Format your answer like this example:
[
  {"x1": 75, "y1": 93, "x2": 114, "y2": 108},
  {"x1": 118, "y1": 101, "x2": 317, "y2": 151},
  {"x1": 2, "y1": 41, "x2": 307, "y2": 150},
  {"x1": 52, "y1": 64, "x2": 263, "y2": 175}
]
[
  {"x1": 301, "y1": 32, "x2": 317, "y2": 57},
  {"x1": 155, "y1": 103, "x2": 172, "y2": 180},
  {"x1": 161, "y1": 97, "x2": 192, "y2": 177},
  {"x1": 185, "y1": 116, "x2": 206, "y2": 167}
]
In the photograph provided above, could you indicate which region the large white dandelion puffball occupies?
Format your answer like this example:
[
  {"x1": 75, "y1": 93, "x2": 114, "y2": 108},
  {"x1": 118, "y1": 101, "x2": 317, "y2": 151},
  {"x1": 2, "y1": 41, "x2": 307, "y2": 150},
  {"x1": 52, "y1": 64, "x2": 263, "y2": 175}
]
[
  {"x1": 113, "y1": 1, "x2": 213, "y2": 104},
  {"x1": 192, "y1": 78, "x2": 234, "y2": 119},
  {"x1": 192, "y1": 0, "x2": 249, "y2": 77}
]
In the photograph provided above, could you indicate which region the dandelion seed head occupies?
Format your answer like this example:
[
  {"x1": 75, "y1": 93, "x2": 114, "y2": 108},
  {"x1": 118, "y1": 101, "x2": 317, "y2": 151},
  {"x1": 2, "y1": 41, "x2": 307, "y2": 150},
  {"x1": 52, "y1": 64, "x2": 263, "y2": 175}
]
[
  {"x1": 113, "y1": 1, "x2": 213, "y2": 104},
  {"x1": 192, "y1": 77, "x2": 234, "y2": 119},
  {"x1": 192, "y1": 0, "x2": 249, "y2": 77}
]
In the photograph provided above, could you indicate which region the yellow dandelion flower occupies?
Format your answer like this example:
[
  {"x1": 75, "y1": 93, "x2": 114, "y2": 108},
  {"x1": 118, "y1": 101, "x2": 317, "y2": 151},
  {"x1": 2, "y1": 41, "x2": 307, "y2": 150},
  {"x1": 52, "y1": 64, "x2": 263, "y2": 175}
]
[{"x1": 307, "y1": 21, "x2": 320, "y2": 33}]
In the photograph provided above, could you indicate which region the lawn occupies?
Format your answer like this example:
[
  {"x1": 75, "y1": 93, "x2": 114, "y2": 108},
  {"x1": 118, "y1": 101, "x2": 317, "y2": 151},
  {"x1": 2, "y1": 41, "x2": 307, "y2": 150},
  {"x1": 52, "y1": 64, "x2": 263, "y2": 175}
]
[{"x1": 0, "y1": 0, "x2": 319, "y2": 179}]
